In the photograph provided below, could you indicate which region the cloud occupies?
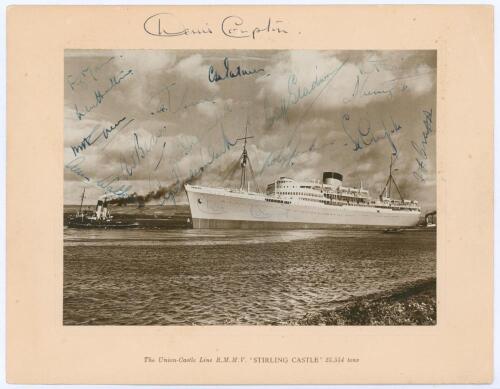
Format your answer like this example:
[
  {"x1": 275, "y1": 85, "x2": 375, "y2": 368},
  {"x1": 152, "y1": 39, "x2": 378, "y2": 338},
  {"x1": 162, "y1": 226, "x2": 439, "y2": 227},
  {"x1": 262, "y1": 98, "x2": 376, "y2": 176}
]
[
  {"x1": 170, "y1": 54, "x2": 219, "y2": 92},
  {"x1": 64, "y1": 50, "x2": 436, "y2": 211},
  {"x1": 256, "y1": 51, "x2": 436, "y2": 115}
]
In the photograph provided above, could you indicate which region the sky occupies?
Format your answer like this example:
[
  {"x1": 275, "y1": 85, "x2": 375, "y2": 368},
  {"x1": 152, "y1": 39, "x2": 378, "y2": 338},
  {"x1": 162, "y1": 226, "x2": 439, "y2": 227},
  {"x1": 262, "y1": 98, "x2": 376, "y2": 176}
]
[{"x1": 64, "y1": 49, "x2": 436, "y2": 212}]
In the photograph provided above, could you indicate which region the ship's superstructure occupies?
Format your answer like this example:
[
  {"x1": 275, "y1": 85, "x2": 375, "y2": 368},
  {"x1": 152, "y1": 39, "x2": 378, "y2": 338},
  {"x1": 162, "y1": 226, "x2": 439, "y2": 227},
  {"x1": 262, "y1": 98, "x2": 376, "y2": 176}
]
[{"x1": 185, "y1": 133, "x2": 421, "y2": 229}]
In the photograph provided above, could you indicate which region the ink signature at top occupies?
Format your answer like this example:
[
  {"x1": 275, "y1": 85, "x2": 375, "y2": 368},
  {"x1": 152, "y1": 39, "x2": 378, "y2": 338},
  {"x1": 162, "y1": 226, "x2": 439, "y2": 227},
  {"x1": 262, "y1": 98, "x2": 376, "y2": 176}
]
[
  {"x1": 143, "y1": 13, "x2": 290, "y2": 40},
  {"x1": 143, "y1": 13, "x2": 214, "y2": 37},
  {"x1": 221, "y1": 16, "x2": 288, "y2": 40}
]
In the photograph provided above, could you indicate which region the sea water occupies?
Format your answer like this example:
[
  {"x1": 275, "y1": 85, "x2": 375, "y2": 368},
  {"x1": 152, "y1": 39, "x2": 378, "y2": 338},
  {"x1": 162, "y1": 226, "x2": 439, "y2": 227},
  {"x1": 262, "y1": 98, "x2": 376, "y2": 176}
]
[{"x1": 64, "y1": 226, "x2": 436, "y2": 325}]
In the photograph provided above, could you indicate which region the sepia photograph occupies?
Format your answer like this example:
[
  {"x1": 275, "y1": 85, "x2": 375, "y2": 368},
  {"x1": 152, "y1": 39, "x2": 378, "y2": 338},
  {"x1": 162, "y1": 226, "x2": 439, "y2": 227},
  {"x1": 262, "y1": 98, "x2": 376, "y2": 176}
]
[{"x1": 64, "y1": 49, "x2": 436, "y2": 326}]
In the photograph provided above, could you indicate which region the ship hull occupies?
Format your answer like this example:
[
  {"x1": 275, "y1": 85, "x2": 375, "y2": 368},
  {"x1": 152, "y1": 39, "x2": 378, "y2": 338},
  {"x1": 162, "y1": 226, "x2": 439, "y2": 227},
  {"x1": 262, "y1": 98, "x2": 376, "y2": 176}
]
[
  {"x1": 185, "y1": 186, "x2": 420, "y2": 230},
  {"x1": 66, "y1": 219, "x2": 139, "y2": 229}
]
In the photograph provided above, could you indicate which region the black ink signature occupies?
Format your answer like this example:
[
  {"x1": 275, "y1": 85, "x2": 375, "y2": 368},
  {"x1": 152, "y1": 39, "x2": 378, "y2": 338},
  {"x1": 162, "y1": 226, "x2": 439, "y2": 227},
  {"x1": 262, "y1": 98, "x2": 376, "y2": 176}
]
[
  {"x1": 144, "y1": 13, "x2": 213, "y2": 37},
  {"x1": 208, "y1": 57, "x2": 265, "y2": 83},
  {"x1": 221, "y1": 16, "x2": 288, "y2": 39},
  {"x1": 143, "y1": 13, "x2": 290, "y2": 40}
]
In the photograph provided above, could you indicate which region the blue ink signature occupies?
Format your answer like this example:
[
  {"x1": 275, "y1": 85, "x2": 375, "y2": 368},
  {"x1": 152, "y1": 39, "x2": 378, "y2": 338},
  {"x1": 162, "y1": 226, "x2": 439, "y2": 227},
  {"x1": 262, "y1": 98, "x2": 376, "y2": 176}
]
[
  {"x1": 66, "y1": 56, "x2": 115, "y2": 91},
  {"x1": 154, "y1": 142, "x2": 167, "y2": 171},
  {"x1": 95, "y1": 175, "x2": 132, "y2": 198},
  {"x1": 149, "y1": 81, "x2": 234, "y2": 117},
  {"x1": 120, "y1": 131, "x2": 165, "y2": 176},
  {"x1": 267, "y1": 60, "x2": 347, "y2": 128},
  {"x1": 70, "y1": 117, "x2": 132, "y2": 156},
  {"x1": 65, "y1": 156, "x2": 131, "y2": 198},
  {"x1": 65, "y1": 156, "x2": 90, "y2": 182},
  {"x1": 150, "y1": 81, "x2": 221, "y2": 116},
  {"x1": 157, "y1": 127, "x2": 237, "y2": 205},
  {"x1": 342, "y1": 74, "x2": 400, "y2": 103},
  {"x1": 208, "y1": 57, "x2": 265, "y2": 83},
  {"x1": 341, "y1": 113, "x2": 403, "y2": 156},
  {"x1": 411, "y1": 109, "x2": 433, "y2": 182},
  {"x1": 259, "y1": 137, "x2": 336, "y2": 174},
  {"x1": 74, "y1": 69, "x2": 134, "y2": 120}
]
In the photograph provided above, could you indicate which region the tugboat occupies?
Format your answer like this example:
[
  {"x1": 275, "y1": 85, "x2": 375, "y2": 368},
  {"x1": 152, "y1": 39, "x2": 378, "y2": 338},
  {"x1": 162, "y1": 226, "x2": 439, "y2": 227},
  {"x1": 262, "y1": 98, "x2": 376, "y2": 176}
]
[{"x1": 66, "y1": 189, "x2": 139, "y2": 229}]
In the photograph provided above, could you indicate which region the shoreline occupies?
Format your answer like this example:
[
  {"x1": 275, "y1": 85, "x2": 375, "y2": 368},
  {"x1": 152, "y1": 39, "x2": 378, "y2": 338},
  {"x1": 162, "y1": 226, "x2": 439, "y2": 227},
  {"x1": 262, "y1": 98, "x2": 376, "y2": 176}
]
[{"x1": 291, "y1": 278, "x2": 436, "y2": 326}]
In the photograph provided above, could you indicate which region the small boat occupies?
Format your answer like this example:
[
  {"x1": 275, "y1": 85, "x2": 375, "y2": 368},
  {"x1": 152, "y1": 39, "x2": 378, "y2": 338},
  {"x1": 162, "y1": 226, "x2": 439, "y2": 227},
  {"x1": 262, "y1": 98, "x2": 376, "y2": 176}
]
[
  {"x1": 383, "y1": 228, "x2": 403, "y2": 234},
  {"x1": 67, "y1": 189, "x2": 139, "y2": 229}
]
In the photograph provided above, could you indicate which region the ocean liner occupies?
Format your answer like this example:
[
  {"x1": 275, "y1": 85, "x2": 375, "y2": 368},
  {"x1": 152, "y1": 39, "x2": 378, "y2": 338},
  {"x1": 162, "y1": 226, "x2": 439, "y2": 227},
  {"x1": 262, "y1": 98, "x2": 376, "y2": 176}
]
[{"x1": 185, "y1": 134, "x2": 421, "y2": 229}]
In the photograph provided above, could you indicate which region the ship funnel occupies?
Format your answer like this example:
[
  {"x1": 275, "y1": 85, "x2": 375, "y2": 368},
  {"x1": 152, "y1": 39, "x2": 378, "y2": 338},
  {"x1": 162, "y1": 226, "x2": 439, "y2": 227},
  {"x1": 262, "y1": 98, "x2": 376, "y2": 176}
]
[
  {"x1": 96, "y1": 200, "x2": 103, "y2": 220},
  {"x1": 323, "y1": 172, "x2": 343, "y2": 189},
  {"x1": 102, "y1": 199, "x2": 108, "y2": 219}
]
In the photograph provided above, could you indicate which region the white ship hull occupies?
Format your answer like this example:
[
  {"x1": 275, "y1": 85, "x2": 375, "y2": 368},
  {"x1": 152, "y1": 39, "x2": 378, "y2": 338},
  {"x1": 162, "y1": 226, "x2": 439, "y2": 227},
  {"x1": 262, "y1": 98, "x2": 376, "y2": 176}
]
[{"x1": 185, "y1": 185, "x2": 421, "y2": 229}]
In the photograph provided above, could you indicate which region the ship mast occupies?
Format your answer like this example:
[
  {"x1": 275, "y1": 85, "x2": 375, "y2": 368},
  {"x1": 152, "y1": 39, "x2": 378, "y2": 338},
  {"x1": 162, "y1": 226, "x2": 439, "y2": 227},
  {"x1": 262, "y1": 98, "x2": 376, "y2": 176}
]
[
  {"x1": 78, "y1": 188, "x2": 85, "y2": 218},
  {"x1": 235, "y1": 124, "x2": 261, "y2": 193},
  {"x1": 379, "y1": 155, "x2": 403, "y2": 200}
]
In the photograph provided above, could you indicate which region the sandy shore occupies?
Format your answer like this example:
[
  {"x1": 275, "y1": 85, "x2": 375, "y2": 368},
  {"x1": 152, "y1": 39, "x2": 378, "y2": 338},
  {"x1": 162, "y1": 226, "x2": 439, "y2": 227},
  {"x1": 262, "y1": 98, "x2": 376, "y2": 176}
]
[{"x1": 292, "y1": 278, "x2": 436, "y2": 326}]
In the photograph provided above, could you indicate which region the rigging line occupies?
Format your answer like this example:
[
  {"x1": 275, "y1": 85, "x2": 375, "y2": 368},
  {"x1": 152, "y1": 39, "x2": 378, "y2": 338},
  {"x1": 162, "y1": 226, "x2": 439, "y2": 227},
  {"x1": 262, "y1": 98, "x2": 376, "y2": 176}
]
[
  {"x1": 391, "y1": 175, "x2": 404, "y2": 200},
  {"x1": 221, "y1": 157, "x2": 241, "y2": 182},
  {"x1": 380, "y1": 174, "x2": 392, "y2": 199},
  {"x1": 247, "y1": 157, "x2": 261, "y2": 193}
]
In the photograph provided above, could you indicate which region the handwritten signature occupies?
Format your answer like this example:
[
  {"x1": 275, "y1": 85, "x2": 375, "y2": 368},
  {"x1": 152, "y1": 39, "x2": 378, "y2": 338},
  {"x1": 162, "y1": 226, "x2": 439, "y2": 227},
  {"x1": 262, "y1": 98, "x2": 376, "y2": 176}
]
[
  {"x1": 70, "y1": 117, "x2": 133, "y2": 156},
  {"x1": 156, "y1": 128, "x2": 237, "y2": 205},
  {"x1": 221, "y1": 16, "x2": 288, "y2": 40},
  {"x1": 259, "y1": 137, "x2": 336, "y2": 174},
  {"x1": 208, "y1": 57, "x2": 265, "y2": 83},
  {"x1": 268, "y1": 60, "x2": 348, "y2": 127},
  {"x1": 341, "y1": 113, "x2": 403, "y2": 156},
  {"x1": 65, "y1": 156, "x2": 132, "y2": 198},
  {"x1": 411, "y1": 109, "x2": 433, "y2": 181},
  {"x1": 74, "y1": 69, "x2": 133, "y2": 120},
  {"x1": 343, "y1": 73, "x2": 401, "y2": 103},
  {"x1": 120, "y1": 127, "x2": 168, "y2": 176},
  {"x1": 66, "y1": 56, "x2": 115, "y2": 91},
  {"x1": 143, "y1": 13, "x2": 289, "y2": 40},
  {"x1": 150, "y1": 82, "x2": 224, "y2": 116}
]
